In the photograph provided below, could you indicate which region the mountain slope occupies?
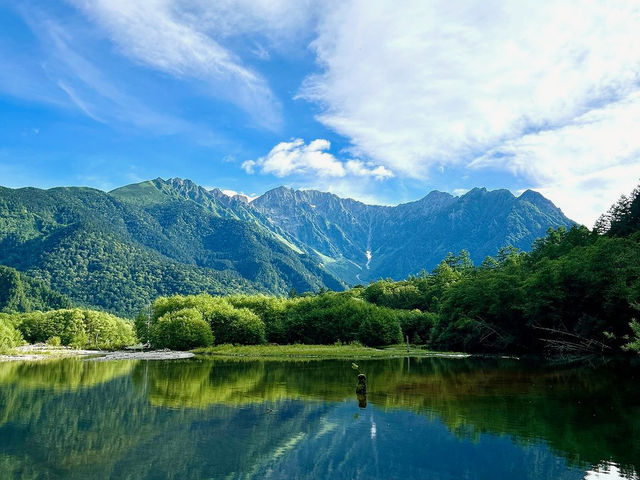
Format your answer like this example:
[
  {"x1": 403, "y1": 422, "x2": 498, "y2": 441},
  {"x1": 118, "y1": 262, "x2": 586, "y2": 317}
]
[
  {"x1": 251, "y1": 186, "x2": 575, "y2": 283},
  {"x1": 0, "y1": 178, "x2": 574, "y2": 315},
  {"x1": 111, "y1": 179, "x2": 343, "y2": 292},
  {"x1": 0, "y1": 265, "x2": 72, "y2": 312},
  {"x1": 0, "y1": 184, "x2": 343, "y2": 316}
]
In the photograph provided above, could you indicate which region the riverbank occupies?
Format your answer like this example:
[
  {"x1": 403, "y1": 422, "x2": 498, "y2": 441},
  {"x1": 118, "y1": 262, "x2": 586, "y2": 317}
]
[
  {"x1": 0, "y1": 344, "x2": 195, "y2": 362},
  {"x1": 194, "y1": 344, "x2": 469, "y2": 359},
  {"x1": 0, "y1": 343, "x2": 467, "y2": 362}
]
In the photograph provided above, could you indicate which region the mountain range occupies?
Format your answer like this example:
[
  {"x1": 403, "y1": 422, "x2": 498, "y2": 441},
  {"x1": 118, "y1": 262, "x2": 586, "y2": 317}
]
[{"x1": 0, "y1": 178, "x2": 574, "y2": 316}]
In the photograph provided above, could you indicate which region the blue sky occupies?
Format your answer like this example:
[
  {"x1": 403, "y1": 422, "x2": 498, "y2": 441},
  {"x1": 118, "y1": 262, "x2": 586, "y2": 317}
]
[{"x1": 1, "y1": 0, "x2": 640, "y2": 226}]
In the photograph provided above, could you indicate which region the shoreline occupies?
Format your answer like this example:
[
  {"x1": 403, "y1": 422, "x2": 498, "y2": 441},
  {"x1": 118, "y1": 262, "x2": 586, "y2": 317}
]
[
  {"x1": 1, "y1": 343, "x2": 469, "y2": 362},
  {"x1": 193, "y1": 344, "x2": 471, "y2": 360},
  {"x1": 0, "y1": 344, "x2": 195, "y2": 362}
]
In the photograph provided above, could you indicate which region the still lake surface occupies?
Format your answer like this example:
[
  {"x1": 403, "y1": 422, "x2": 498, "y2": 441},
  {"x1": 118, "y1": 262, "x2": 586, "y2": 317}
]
[{"x1": 0, "y1": 356, "x2": 638, "y2": 479}]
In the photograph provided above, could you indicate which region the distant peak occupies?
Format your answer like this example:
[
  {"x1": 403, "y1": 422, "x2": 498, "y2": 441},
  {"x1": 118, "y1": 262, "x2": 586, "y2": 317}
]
[
  {"x1": 167, "y1": 177, "x2": 198, "y2": 188},
  {"x1": 461, "y1": 187, "x2": 514, "y2": 199},
  {"x1": 272, "y1": 186, "x2": 293, "y2": 193},
  {"x1": 261, "y1": 186, "x2": 294, "y2": 198},
  {"x1": 518, "y1": 189, "x2": 559, "y2": 209},
  {"x1": 424, "y1": 190, "x2": 455, "y2": 199},
  {"x1": 519, "y1": 189, "x2": 544, "y2": 200}
]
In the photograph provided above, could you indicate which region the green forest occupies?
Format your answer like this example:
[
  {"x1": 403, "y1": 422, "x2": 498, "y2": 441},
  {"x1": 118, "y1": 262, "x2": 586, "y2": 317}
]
[
  {"x1": 1, "y1": 184, "x2": 640, "y2": 357},
  {"x1": 134, "y1": 183, "x2": 640, "y2": 356}
]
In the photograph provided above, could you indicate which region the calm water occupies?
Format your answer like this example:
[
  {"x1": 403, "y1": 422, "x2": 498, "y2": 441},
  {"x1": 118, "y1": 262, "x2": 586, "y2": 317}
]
[{"x1": 0, "y1": 356, "x2": 638, "y2": 479}]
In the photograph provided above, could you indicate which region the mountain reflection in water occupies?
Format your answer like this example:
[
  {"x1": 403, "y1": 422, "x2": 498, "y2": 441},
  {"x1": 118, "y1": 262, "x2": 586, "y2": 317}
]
[{"x1": 0, "y1": 356, "x2": 638, "y2": 479}]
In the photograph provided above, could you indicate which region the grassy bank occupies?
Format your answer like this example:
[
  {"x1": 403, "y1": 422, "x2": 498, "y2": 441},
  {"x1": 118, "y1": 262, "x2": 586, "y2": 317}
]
[{"x1": 194, "y1": 343, "x2": 468, "y2": 359}]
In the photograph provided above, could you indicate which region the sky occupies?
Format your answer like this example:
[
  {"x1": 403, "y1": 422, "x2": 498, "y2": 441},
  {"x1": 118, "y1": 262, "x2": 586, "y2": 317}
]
[{"x1": 1, "y1": 1, "x2": 640, "y2": 226}]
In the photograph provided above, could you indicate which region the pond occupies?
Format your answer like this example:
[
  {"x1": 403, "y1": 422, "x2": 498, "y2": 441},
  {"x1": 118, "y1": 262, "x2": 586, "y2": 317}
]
[{"x1": 0, "y1": 356, "x2": 638, "y2": 479}]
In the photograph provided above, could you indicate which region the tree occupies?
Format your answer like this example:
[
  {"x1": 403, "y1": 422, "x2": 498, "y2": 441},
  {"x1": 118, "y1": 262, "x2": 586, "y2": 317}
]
[{"x1": 150, "y1": 308, "x2": 213, "y2": 350}]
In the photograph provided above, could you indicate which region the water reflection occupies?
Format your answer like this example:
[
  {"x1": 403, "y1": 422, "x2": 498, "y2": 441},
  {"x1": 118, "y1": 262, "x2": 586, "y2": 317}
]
[{"x1": 0, "y1": 357, "x2": 637, "y2": 479}]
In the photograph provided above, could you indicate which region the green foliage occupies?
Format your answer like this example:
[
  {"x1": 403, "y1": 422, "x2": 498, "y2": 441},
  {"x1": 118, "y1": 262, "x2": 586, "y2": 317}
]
[
  {"x1": 443, "y1": 250, "x2": 474, "y2": 271},
  {"x1": 226, "y1": 295, "x2": 288, "y2": 343},
  {"x1": 0, "y1": 320, "x2": 24, "y2": 353},
  {"x1": 134, "y1": 307, "x2": 151, "y2": 345},
  {"x1": 428, "y1": 226, "x2": 640, "y2": 354},
  {"x1": 225, "y1": 309, "x2": 266, "y2": 345},
  {"x1": 149, "y1": 295, "x2": 266, "y2": 346},
  {"x1": 203, "y1": 302, "x2": 265, "y2": 345},
  {"x1": 148, "y1": 292, "x2": 407, "y2": 347},
  {"x1": 6, "y1": 308, "x2": 136, "y2": 350},
  {"x1": 357, "y1": 308, "x2": 403, "y2": 347},
  {"x1": 281, "y1": 293, "x2": 403, "y2": 346},
  {"x1": 595, "y1": 184, "x2": 640, "y2": 236},
  {"x1": 395, "y1": 309, "x2": 437, "y2": 344},
  {"x1": 623, "y1": 320, "x2": 640, "y2": 353},
  {"x1": 81, "y1": 309, "x2": 138, "y2": 350},
  {"x1": 361, "y1": 280, "x2": 427, "y2": 310},
  {"x1": 0, "y1": 182, "x2": 344, "y2": 317},
  {"x1": 46, "y1": 336, "x2": 61, "y2": 347},
  {"x1": 150, "y1": 308, "x2": 213, "y2": 350},
  {"x1": 0, "y1": 265, "x2": 71, "y2": 313}
]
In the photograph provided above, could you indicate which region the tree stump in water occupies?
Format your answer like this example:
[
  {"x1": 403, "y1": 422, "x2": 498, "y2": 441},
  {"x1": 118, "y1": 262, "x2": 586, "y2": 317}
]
[{"x1": 356, "y1": 373, "x2": 367, "y2": 395}]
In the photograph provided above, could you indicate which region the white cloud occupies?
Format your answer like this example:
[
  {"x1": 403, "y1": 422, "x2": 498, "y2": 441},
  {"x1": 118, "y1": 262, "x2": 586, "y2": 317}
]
[
  {"x1": 299, "y1": 0, "x2": 640, "y2": 224},
  {"x1": 5, "y1": 6, "x2": 226, "y2": 145},
  {"x1": 219, "y1": 189, "x2": 257, "y2": 201},
  {"x1": 471, "y1": 91, "x2": 640, "y2": 225},
  {"x1": 242, "y1": 139, "x2": 394, "y2": 180},
  {"x1": 67, "y1": 0, "x2": 287, "y2": 128}
]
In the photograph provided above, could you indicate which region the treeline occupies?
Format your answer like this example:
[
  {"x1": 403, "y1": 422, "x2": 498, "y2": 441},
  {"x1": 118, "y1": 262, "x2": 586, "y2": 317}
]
[
  {"x1": 359, "y1": 184, "x2": 640, "y2": 355},
  {"x1": 142, "y1": 184, "x2": 640, "y2": 355},
  {"x1": 136, "y1": 292, "x2": 408, "y2": 350},
  {"x1": 0, "y1": 309, "x2": 136, "y2": 353},
  {"x1": 0, "y1": 184, "x2": 342, "y2": 318},
  {"x1": 3, "y1": 184, "x2": 639, "y2": 357},
  {"x1": 0, "y1": 265, "x2": 72, "y2": 313}
]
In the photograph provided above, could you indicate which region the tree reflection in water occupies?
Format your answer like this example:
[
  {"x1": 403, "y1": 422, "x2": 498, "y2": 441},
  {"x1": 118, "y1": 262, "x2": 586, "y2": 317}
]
[{"x1": 0, "y1": 356, "x2": 637, "y2": 479}]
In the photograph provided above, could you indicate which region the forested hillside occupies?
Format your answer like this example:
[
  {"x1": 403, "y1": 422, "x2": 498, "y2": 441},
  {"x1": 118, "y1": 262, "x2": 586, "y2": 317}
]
[
  {"x1": 142, "y1": 183, "x2": 640, "y2": 356},
  {"x1": 0, "y1": 183, "x2": 342, "y2": 316},
  {"x1": 114, "y1": 178, "x2": 575, "y2": 283},
  {"x1": 0, "y1": 265, "x2": 71, "y2": 313},
  {"x1": 0, "y1": 177, "x2": 574, "y2": 317}
]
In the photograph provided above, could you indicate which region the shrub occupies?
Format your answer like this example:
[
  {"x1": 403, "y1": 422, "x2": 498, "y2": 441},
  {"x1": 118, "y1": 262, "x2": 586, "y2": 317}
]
[
  {"x1": 361, "y1": 280, "x2": 427, "y2": 310},
  {"x1": 18, "y1": 309, "x2": 85, "y2": 345},
  {"x1": 0, "y1": 321, "x2": 24, "y2": 353},
  {"x1": 82, "y1": 310, "x2": 137, "y2": 350},
  {"x1": 150, "y1": 308, "x2": 214, "y2": 350},
  {"x1": 150, "y1": 295, "x2": 266, "y2": 345},
  {"x1": 227, "y1": 295, "x2": 287, "y2": 343},
  {"x1": 281, "y1": 294, "x2": 369, "y2": 344},
  {"x1": 199, "y1": 301, "x2": 265, "y2": 344},
  {"x1": 357, "y1": 308, "x2": 403, "y2": 347},
  {"x1": 223, "y1": 308, "x2": 266, "y2": 345},
  {"x1": 19, "y1": 311, "x2": 54, "y2": 344},
  {"x1": 46, "y1": 336, "x2": 61, "y2": 346},
  {"x1": 396, "y1": 309, "x2": 437, "y2": 344},
  {"x1": 11, "y1": 309, "x2": 137, "y2": 350}
]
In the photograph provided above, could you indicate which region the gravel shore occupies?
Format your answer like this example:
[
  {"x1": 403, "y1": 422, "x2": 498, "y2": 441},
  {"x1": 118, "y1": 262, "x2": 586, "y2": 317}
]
[{"x1": 0, "y1": 344, "x2": 194, "y2": 362}]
